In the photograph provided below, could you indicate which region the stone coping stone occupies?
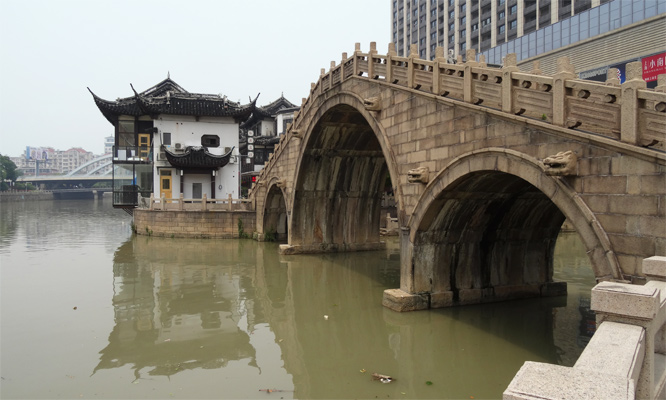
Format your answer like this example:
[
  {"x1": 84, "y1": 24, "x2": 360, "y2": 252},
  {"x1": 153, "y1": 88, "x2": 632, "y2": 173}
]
[
  {"x1": 382, "y1": 289, "x2": 429, "y2": 312},
  {"x1": 643, "y1": 256, "x2": 666, "y2": 279},
  {"x1": 574, "y1": 321, "x2": 644, "y2": 382},
  {"x1": 504, "y1": 361, "x2": 634, "y2": 400},
  {"x1": 591, "y1": 281, "x2": 659, "y2": 320}
]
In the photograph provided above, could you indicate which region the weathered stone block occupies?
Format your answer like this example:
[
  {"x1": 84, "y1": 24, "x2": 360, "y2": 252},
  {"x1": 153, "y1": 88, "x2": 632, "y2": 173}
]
[
  {"x1": 609, "y1": 195, "x2": 659, "y2": 216},
  {"x1": 430, "y1": 291, "x2": 454, "y2": 308},
  {"x1": 643, "y1": 256, "x2": 666, "y2": 279},
  {"x1": 503, "y1": 362, "x2": 634, "y2": 400},
  {"x1": 583, "y1": 176, "x2": 628, "y2": 194},
  {"x1": 591, "y1": 281, "x2": 659, "y2": 319},
  {"x1": 458, "y1": 288, "x2": 483, "y2": 304},
  {"x1": 609, "y1": 234, "x2": 655, "y2": 257},
  {"x1": 574, "y1": 321, "x2": 645, "y2": 381},
  {"x1": 541, "y1": 281, "x2": 567, "y2": 297},
  {"x1": 640, "y1": 175, "x2": 666, "y2": 195},
  {"x1": 494, "y1": 284, "x2": 541, "y2": 300},
  {"x1": 382, "y1": 289, "x2": 429, "y2": 312}
]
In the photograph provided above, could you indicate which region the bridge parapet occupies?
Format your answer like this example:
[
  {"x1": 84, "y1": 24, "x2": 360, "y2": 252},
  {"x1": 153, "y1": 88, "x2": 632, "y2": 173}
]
[
  {"x1": 504, "y1": 256, "x2": 666, "y2": 400},
  {"x1": 283, "y1": 42, "x2": 665, "y2": 154}
]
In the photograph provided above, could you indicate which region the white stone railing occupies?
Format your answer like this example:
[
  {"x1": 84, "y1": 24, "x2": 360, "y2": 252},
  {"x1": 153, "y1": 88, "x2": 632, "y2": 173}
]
[
  {"x1": 298, "y1": 42, "x2": 666, "y2": 149},
  {"x1": 141, "y1": 193, "x2": 253, "y2": 212},
  {"x1": 252, "y1": 42, "x2": 665, "y2": 196},
  {"x1": 504, "y1": 256, "x2": 666, "y2": 400}
]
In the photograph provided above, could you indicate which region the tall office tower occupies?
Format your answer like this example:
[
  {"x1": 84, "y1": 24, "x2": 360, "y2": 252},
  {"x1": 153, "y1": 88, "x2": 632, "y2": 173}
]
[{"x1": 391, "y1": 0, "x2": 665, "y2": 85}]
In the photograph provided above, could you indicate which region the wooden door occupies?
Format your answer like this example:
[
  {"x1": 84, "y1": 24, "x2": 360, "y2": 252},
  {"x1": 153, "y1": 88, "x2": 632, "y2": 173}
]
[{"x1": 160, "y1": 170, "x2": 172, "y2": 199}]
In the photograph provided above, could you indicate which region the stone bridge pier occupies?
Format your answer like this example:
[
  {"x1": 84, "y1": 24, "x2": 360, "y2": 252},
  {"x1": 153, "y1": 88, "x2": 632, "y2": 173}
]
[{"x1": 250, "y1": 42, "x2": 666, "y2": 312}]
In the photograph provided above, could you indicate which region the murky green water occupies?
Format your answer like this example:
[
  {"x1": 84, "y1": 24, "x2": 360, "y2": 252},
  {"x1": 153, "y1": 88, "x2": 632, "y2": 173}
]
[{"x1": 1, "y1": 198, "x2": 596, "y2": 399}]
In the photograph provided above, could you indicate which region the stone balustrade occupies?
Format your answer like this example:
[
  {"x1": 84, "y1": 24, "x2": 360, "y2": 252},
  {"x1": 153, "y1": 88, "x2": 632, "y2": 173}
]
[
  {"x1": 504, "y1": 256, "x2": 666, "y2": 400},
  {"x1": 253, "y1": 42, "x2": 665, "y2": 194},
  {"x1": 143, "y1": 193, "x2": 253, "y2": 212}
]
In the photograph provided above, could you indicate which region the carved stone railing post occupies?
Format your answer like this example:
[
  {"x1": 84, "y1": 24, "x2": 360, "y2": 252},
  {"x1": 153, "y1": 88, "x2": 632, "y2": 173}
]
[
  {"x1": 552, "y1": 56, "x2": 576, "y2": 127},
  {"x1": 433, "y1": 46, "x2": 445, "y2": 95},
  {"x1": 353, "y1": 42, "x2": 361, "y2": 77},
  {"x1": 149, "y1": 193, "x2": 154, "y2": 210},
  {"x1": 501, "y1": 53, "x2": 519, "y2": 113},
  {"x1": 656, "y1": 74, "x2": 666, "y2": 93},
  {"x1": 340, "y1": 52, "x2": 348, "y2": 82},
  {"x1": 606, "y1": 68, "x2": 621, "y2": 86},
  {"x1": 386, "y1": 43, "x2": 397, "y2": 84},
  {"x1": 161, "y1": 195, "x2": 166, "y2": 211},
  {"x1": 408, "y1": 44, "x2": 418, "y2": 89},
  {"x1": 367, "y1": 41, "x2": 377, "y2": 80},
  {"x1": 464, "y1": 49, "x2": 478, "y2": 104},
  {"x1": 228, "y1": 193, "x2": 233, "y2": 211},
  {"x1": 621, "y1": 61, "x2": 648, "y2": 145},
  {"x1": 201, "y1": 193, "x2": 207, "y2": 211},
  {"x1": 478, "y1": 54, "x2": 487, "y2": 68},
  {"x1": 505, "y1": 256, "x2": 666, "y2": 400}
]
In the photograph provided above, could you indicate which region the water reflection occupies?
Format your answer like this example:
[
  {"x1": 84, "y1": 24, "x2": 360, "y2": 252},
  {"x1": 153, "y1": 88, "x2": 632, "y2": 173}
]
[
  {"x1": 1, "y1": 199, "x2": 597, "y2": 399},
  {"x1": 96, "y1": 237, "x2": 263, "y2": 380},
  {"x1": 94, "y1": 232, "x2": 594, "y2": 398}
]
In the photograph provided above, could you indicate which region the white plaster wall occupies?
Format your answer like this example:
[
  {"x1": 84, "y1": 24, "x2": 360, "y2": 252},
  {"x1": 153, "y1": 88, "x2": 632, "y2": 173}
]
[
  {"x1": 152, "y1": 115, "x2": 240, "y2": 199},
  {"x1": 183, "y1": 173, "x2": 211, "y2": 199},
  {"x1": 260, "y1": 119, "x2": 274, "y2": 136}
]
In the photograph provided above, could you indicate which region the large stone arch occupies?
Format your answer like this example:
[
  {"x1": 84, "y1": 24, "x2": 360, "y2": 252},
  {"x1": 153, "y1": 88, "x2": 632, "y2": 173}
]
[
  {"x1": 385, "y1": 148, "x2": 622, "y2": 311},
  {"x1": 280, "y1": 92, "x2": 403, "y2": 254}
]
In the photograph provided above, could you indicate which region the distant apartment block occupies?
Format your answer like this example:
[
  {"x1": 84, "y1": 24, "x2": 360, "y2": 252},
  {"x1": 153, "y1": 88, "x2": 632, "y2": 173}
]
[
  {"x1": 391, "y1": 0, "x2": 665, "y2": 87},
  {"x1": 12, "y1": 146, "x2": 107, "y2": 176}
]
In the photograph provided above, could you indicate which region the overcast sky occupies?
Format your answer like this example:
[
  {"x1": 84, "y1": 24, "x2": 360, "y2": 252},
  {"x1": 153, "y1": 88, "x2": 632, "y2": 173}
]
[{"x1": 0, "y1": 0, "x2": 389, "y2": 157}]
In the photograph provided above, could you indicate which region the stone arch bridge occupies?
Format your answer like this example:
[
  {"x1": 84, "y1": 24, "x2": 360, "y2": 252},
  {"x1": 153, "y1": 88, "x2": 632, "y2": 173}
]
[{"x1": 250, "y1": 43, "x2": 666, "y2": 312}]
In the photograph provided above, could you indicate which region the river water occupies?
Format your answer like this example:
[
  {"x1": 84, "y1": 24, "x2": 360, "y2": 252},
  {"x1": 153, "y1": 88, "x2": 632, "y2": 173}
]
[{"x1": 0, "y1": 198, "x2": 596, "y2": 399}]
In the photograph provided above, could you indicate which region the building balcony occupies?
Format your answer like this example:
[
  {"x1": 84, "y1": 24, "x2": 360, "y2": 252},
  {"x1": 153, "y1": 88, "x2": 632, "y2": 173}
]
[{"x1": 112, "y1": 146, "x2": 152, "y2": 164}]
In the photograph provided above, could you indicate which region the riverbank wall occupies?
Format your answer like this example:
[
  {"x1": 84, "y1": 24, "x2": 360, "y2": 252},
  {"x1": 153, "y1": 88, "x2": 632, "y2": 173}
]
[
  {"x1": 133, "y1": 209, "x2": 256, "y2": 239},
  {"x1": 0, "y1": 191, "x2": 53, "y2": 202}
]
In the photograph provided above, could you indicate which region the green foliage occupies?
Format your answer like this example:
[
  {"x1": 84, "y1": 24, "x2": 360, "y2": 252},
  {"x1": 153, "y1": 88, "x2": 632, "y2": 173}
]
[
  {"x1": 0, "y1": 154, "x2": 22, "y2": 191},
  {"x1": 13, "y1": 182, "x2": 35, "y2": 191},
  {"x1": 92, "y1": 181, "x2": 111, "y2": 188},
  {"x1": 264, "y1": 227, "x2": 277, "y2": 242},
  {"x1": 237, "y1": 218, "x2": 249, "y2": 239},
  {"x1": 145, "y1": 226, "x2": 153, "y2": 236}
]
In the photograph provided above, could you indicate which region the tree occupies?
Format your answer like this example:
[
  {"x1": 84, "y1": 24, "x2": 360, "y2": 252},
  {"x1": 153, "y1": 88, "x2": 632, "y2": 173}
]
[{"x1": 0, "y1": 154, "x2": 21, "y2": 191}]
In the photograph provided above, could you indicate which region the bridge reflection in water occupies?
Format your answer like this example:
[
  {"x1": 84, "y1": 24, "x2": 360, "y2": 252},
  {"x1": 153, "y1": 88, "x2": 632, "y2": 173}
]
[{"x1": 96, "y1": 232, "x2": 595, "y2": 398}]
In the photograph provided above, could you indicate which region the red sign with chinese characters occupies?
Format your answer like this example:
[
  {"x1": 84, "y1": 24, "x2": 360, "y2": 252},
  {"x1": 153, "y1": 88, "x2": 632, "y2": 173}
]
[{"x1": 642, "y1": 52, "x2": 666, "y2": 82}]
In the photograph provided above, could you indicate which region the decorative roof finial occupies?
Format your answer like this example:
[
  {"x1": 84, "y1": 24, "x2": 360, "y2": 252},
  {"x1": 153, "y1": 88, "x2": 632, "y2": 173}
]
[{"x1": 167, "y1": 71, "x2": 170, "y2": 79}]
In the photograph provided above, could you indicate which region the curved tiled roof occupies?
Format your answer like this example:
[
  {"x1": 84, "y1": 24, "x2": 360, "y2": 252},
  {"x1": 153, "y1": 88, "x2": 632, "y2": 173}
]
[
  {"x1": 89, "y1": 77, "x2": 256, "y2": 124},
  {"x1": 240, "y1": 95, "x2": 298, "y2": 129}
]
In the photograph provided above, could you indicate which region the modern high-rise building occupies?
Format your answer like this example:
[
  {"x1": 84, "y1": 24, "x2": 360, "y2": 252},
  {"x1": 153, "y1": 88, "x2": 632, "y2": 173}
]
[{"x1": 391, "y1": 0, "x2": 665, "y2": 86}]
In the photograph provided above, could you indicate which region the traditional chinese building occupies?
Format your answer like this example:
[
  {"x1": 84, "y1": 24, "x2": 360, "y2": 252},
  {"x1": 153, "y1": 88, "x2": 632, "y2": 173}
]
[
  {"x1": 239, "y1": 95, "x2": 299, "y2": 196},
  {"x1": 89, "y1": 77, "x2": 256, "y2": 209}
]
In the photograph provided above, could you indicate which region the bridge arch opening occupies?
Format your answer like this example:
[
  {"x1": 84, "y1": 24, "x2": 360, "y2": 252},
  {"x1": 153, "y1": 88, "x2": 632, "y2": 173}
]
[
  {"x1": 413, "y1": 170, "x2": 567, "y2": 304},
  {"x1": 399, "y1": 149, "x2": 620, "y2": 309},
  {"x1": 286, "y1": 104, "x2": 392, "y2": 253},
  {"x1": 263, "y1": 184, "x2": 288, "y2": 242}
]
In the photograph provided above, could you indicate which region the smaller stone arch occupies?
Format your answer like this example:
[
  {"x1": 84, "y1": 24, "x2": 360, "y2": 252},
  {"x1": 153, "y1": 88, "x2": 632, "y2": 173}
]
[
  {"x1": 388, "y1": 148, "x2": 621, "y2": 310},
  {"x1": 260, "y1": 179, "x2": 289, "y2": 242}
]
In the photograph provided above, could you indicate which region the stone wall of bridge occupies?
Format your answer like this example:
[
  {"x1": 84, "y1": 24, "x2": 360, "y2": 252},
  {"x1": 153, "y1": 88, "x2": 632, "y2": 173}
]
[{"x1": 250, "y1": 43, "x2": 666, "y2": 310}]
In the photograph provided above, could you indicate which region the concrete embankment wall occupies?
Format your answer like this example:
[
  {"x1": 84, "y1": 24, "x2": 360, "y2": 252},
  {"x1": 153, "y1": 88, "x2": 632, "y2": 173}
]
[
  {"x1": 0, "y1": 191, "x2": 53, "y2": 202},
  {"x1": 133, "y1": 209, "x2": 256, "y2": 239}
]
